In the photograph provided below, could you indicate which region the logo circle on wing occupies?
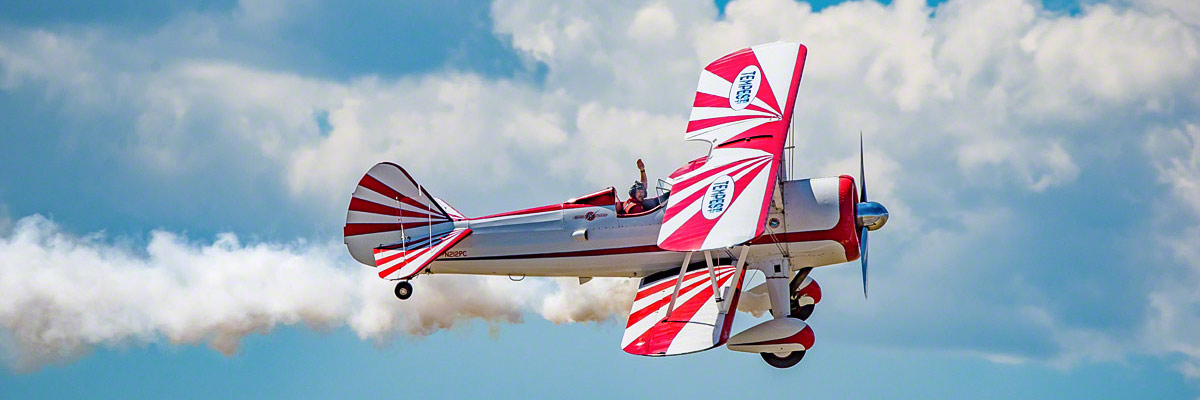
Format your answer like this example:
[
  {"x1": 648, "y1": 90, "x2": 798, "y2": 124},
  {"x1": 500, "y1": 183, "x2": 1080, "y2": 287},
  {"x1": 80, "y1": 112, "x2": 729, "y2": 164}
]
[
  {"x1": 727, "y1": 65, "x2": 762, "y2": 111},
  {"x1": 702, "y1": 175, "x2": 735, "y2": 220}
]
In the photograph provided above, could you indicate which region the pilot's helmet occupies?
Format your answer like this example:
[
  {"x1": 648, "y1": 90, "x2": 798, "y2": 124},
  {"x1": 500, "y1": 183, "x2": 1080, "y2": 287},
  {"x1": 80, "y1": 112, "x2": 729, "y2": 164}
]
[{"x1": 629, "y1": 181, "x2": 646, "y2": 197}]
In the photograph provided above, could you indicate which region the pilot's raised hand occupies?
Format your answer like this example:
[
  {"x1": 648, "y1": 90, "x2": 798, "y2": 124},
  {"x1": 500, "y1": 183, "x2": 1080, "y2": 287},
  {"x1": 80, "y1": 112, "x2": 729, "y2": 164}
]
[{"x1": 636, "y1": 159, "x2": 647, "y2": 184}]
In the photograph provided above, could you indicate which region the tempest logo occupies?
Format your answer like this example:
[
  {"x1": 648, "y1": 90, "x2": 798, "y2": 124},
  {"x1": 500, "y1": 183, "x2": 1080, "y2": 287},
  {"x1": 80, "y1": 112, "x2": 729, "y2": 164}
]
[
  {"x1": 702, "y1": 175, "x2": 735, "y2": 220},
  {"x1": 727, "y1": 65, "x2": 761, "y2": 111}
]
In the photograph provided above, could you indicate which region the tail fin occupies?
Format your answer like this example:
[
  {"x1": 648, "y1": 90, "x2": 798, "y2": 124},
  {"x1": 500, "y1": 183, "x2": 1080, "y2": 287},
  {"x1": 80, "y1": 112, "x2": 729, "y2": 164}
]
[{"x1": 344, "y1": 162, "x2": 455, "y2": 266}]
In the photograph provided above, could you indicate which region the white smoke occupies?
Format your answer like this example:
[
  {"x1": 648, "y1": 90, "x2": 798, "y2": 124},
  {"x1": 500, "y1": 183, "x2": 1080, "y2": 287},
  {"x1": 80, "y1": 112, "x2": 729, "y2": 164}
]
[
  {"x1": 0, "y1": 214, "x2": 636, "y2": 371},
  {"x1": 538, "y1": 277, "x2": 637, "y2": 324}
]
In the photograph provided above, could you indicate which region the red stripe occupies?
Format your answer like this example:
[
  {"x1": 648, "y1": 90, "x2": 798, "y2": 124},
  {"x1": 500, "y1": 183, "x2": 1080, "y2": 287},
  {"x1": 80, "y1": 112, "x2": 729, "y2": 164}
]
[
  {"x1": 624, "y1": 271, "x2": 736, "y2": 355},
  {"x1": 472, "y1": 203, "x2": 597, "y2": 220},
  {"x1": 704, "y1": 48, "x2": 756, "y2": 82},
  {"x1": 377, "y1": 249, "x2": 422, "y2": 278},
  {"x1": 661, "y1": 157, "x2": 768, "y2": 225},
  {"x1": 626, "y1": 269, "x2": 734, "y2": 327},
  {"x1": 744, "y1": 103, "x2": 775, "y2": 115},
  {"x1": 717, "y1": 270, "x2": 747, "y2": 344},
  {"x1": 374, "y1": 230, "x2": 445, "y2": 265},
  {"x1": 343, "y1": 221, "x2": 451, "y2": 237},
  {"x1": 651, "y1": 267, "x2": 744, "y2": 352},
  {"x1": 669, "y1": 156, "x2": 708, "y2": 180},
  {"x1": 692, "y1": 92, "x2": 729, "y2": 108},
  {"x1": 702, "y1": 47, "x2": 782, "y2": 113},
  {"x1": 659, "y1": 211, "x2": 709, "y2": 251},
  {"x1": 660, "y1": 160, "x2": 770, "y2": 250},
  {"x1": 633, "y1": 266, "x2": 732, "y2": 302},
  {"x1": 692, "y1": 93, "x2": 776, "y2": 115},
  {"x1": 376, "y1": 229, "x2": 472, "y2": 279},
  {"x1": 739, "y1": 325, "x2": 814, "y2": 349},
  {"x1": 715, "y1": 123, "x2": 785, "y2": 149},
  {"x1": 358, "y1": 173, "x2": 441, "y2": 215},
  {"x1": 374, "y1": 249, "x2": 409, "y2": 266},
  {"x1": 685, "y1": 115, "x2": 763, "y2": 133},
  {"x1": 453, "y1": 244, "x2": 662, "y2": 261},
  {"x1": 349, "y1": 197, "x2": 448, "y2": 220},
  {"x1": 377, "y1": 230, "x2": 442, "y2": 251},
  {"x1": 668, "y1": 155, "x2": 761, "y2": 192}
]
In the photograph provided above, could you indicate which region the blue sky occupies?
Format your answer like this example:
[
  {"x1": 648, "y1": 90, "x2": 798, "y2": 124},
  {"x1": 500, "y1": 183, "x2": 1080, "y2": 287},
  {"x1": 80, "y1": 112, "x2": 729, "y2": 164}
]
[{"x1": 3, "y1": 0, "x2": 1200, "y2": 398}]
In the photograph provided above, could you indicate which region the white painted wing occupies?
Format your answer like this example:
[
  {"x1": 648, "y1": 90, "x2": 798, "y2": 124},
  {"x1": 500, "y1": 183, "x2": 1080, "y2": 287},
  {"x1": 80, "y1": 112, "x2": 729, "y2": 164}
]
[
  {"x1": 621, "y1": 265, "x2": 747, "y2": 356},
  {"x1": 658, "y1": 42, "x2": 807, "y2": 251}
]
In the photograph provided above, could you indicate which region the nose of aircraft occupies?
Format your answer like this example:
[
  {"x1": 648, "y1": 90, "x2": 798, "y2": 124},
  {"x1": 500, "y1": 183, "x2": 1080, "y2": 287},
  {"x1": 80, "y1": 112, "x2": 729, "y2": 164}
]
[{"x1": 856, "y1": 201, "x2": 888, "y2": 231}]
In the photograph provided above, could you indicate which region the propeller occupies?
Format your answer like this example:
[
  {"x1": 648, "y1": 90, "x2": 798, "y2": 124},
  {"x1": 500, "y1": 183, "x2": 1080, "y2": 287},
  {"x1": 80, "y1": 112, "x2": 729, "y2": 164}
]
[
  {"x1": 855, "y1": 131, "x2": 888, "y2": 299},
  {"x1": 859, "y1": 132, "x2": 869, "y2": 298}
]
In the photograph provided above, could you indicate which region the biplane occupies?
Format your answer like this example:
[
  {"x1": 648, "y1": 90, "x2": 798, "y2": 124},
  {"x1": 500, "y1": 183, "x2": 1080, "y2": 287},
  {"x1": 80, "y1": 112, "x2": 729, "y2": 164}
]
[{"x1": 343, "y1": 42, "x2": 889, "y2": 368}]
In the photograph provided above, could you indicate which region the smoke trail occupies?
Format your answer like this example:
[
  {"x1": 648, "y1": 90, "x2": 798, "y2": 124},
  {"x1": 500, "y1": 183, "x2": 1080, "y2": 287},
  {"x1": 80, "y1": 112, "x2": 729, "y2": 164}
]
[
  {"x1": 538, "y1": 277, "x2": 637, "y2": 324},
  {"x1": 0, "y1": 215, "x2": 627, "y2": 371}
]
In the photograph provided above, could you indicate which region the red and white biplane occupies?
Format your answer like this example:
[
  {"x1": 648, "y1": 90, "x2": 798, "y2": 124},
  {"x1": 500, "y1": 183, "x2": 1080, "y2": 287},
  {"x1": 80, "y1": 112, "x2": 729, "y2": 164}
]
[{"x1": 343, "y1": 42, "x2": 889, "y2": 368}]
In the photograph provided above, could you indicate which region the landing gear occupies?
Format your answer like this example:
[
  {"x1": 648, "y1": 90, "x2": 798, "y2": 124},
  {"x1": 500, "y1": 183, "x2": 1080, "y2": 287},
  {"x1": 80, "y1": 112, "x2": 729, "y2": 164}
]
[
  {"x1": 791, "y1": 303, "x2": 814, "y2": 320},
  {"x1": 394, "y1": 281, "x2": 413, "y2": 300},
  {"x1": 760, "y1": 351, "x2": 806, "y2": 369},
  {"x1": 788, "y1": 267, "x2": 819, "y2": 320}
]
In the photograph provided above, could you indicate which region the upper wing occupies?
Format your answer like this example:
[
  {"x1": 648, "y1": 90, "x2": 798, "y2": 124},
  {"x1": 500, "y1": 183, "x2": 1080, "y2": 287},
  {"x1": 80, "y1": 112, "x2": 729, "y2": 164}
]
[
  {"x1": 657, "y1": 42, "x2": 808, "y2": 251},
  {"x1": 621, "y1": 264, "x2": 747, "y2": 356}
]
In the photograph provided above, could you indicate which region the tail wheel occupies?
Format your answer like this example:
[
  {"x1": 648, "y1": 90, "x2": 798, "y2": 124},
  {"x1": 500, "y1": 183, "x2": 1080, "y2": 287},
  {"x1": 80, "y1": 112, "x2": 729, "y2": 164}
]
[
  {"x1": 790, "y1": 302, "x2": 814, "y2": 320},
  {"x1": 761, "y1": 351, "x2": 806, "y2": 368},
  {"x1": 394, "y1": 281, "x2": 413, "y2": 300}
]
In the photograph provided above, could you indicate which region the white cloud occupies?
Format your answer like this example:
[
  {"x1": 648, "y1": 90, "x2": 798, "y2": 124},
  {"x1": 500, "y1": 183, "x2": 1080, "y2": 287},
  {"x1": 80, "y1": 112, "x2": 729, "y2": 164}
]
[
  {"x1": 1142, "y1": 122, "x2": 1200, "y2": 378},
  {"x1": 3, "y1": 0, "x2": 1200, "y2": 379},
  {"x1": 628, "y1": 3, "x2": 679, "y2": 44}
]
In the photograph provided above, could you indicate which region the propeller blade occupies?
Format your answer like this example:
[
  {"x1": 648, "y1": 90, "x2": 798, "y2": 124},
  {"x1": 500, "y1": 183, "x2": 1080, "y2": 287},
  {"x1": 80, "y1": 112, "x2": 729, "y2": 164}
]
[
  {"x1": 860, "y1": 226, "x2": 868, "y2": 298},
  {"x1": 859, "y1": 130, "x2": 867, "y2": 202}
]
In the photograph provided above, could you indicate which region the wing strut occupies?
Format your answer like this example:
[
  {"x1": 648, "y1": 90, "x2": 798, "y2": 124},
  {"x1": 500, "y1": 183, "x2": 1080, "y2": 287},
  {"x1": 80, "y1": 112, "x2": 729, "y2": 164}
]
[
  {"x1": 720, "y1": 246, "x2": 750, "y2": 313},
  {"x1": 663, "y1": 251, "x2": 695, "y2": 317},
  {"x1": 704, "y1": 251, "x2": 723, "y2": 302}
]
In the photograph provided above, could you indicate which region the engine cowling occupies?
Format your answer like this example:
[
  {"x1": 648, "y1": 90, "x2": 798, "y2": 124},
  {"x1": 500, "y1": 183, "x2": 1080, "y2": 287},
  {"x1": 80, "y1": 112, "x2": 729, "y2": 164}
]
[{"x1": 756, "y1": 176, "x2": 861, "y2": 267}]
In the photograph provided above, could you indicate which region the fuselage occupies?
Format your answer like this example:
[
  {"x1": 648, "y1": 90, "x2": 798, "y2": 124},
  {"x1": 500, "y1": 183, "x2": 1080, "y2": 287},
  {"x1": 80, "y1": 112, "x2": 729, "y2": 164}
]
[{"x1": 425, "y1": 176, "x2": 861, "y2": 278}]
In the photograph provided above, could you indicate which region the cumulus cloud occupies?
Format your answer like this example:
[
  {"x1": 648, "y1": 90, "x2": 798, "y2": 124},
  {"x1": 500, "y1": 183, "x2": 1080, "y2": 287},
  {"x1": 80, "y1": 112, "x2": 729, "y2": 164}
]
[
  {"x1": 3, "y1": 0, "x2": 1200, "y2": 380},
  {"x1": 0, "y1": 215, "x2": 630, "y2": 371},
  {"x1": 1142, "y1": 122, "x2": 1200, "y2": 378}
]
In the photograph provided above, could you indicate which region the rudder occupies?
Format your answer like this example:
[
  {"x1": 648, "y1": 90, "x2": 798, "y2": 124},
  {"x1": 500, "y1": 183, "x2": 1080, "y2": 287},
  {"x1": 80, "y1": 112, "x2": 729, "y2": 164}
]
[{"x1": 344, "y1": 162, "x2": 455, "y2": 266}]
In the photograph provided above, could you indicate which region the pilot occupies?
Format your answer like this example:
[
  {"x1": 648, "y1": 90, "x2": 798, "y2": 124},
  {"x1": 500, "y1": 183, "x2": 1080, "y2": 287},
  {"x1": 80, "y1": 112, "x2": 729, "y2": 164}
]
[{"x1": 621, "y1": 159, "x2": 669, "y2": 214}]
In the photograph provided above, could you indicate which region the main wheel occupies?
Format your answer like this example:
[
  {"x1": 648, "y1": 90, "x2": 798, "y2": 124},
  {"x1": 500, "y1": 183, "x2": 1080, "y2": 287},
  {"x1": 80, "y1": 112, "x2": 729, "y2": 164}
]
[
  {"x1": 760, "y1": 351, "x2": 806, "y2": 369},
  {"x1": 394, "y1": 281, "x2": 413, "y2": 300}
]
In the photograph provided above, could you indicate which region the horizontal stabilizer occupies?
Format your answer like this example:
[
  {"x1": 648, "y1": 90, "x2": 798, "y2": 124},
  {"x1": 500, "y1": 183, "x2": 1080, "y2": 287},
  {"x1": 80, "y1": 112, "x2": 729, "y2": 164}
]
[{"x1": 374, "y1": 228, "x2": 472, "y2": 280}]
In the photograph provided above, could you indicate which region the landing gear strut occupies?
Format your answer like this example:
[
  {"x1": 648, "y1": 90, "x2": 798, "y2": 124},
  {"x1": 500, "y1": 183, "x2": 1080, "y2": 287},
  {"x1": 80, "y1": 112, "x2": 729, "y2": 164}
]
[
  {"x1": 394, "y1": 281, "x2": 413, "y2": 300},
  {"x1": 760, "y1": 351, "x2": 806, "y2": 369},
  {"x1": 789, "y1": 267, "x2": 816, "y2": 320},
  {"x1": 791, "y1": 303, "x2": 814, "y2": 320}
]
